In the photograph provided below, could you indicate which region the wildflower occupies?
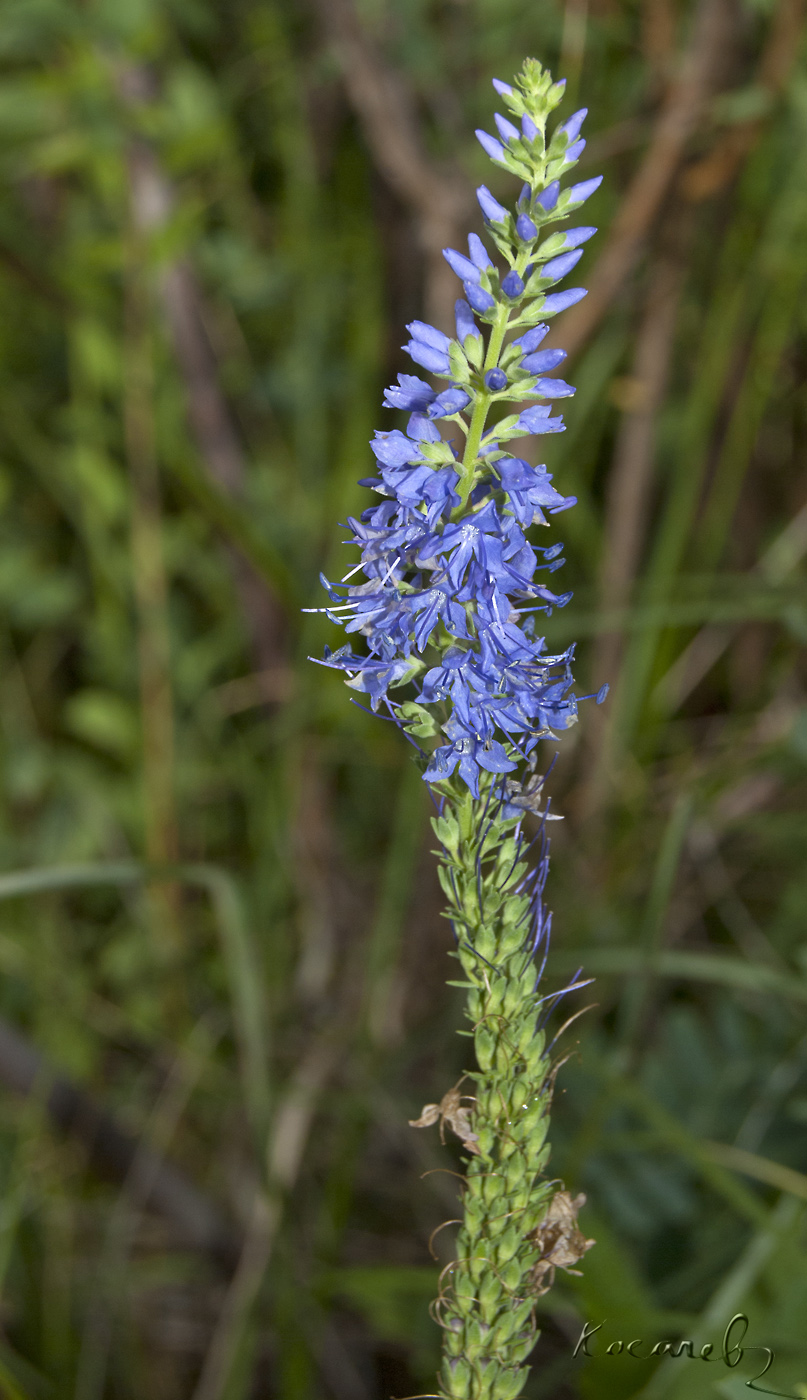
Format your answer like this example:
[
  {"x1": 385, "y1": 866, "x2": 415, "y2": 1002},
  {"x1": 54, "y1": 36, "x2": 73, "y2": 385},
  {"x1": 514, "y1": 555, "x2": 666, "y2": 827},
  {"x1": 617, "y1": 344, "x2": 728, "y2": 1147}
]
[{"x1": 310, "y1": 55, "x2": 606, "y2": 1400}]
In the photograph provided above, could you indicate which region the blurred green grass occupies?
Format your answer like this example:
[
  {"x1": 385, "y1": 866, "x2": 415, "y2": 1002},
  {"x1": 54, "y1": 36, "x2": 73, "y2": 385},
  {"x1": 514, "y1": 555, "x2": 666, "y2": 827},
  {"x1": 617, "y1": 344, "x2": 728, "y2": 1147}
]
[{"x1": 0, "y1": 0, "x2": 805, "y2": 1396}]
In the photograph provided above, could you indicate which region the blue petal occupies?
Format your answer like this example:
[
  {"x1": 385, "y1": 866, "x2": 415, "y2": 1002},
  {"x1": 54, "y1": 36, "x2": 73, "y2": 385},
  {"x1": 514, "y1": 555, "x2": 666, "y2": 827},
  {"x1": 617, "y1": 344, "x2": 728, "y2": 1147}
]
[
  {"x1": 562, "y1": 226, "x2": 597, "y2": 249},
  {"x1": 406, "y1": 320, "x2": 450, "y2": 351},
  {"x1": 476, "y1": 184, "x2": 509, "y2": 223},
  {"x1": 475, "y1": 128, "x2": 507, "y2": 163},
  {"x1": 540, "y1": 248, "x2": 583, "y2": 282},
  {"x1": 541, "y1": 288, "x2": 587, "y2": 315},
  {"x1": 521, "y1": 348, "x2": 567, "y2": 373},
  {"x1": 467, "y1": 232, "x2": 494, "y2": 271},
  {"x1": 382, "y1": 373, "x2": 435, "y2": 412},
  {"x1": 559, "y1": 107, "x2": 587, "y2": 143},
  {"x1": 494, "y1": 112, "x2": 520, "y2": 144},
  {"x1": 455, "y1": 298, "x2": 477, "y2": 343},
  {"x1": 567, "y1": 175, "x2": 603, "y2": 206},
  {"x1": 443, "y1": 247, "x2": 481, "y2": 283},
  {"x1": 536, "y1": 180, "x2": 560, "y2": 211},
  {"x1": 502, "y1": 269, "x2": 524, "y2": 298},
  {"x1": 533, "y1": 377, "x2": 575, "y2": 399},
  {"x1": 513, "y1": 323, "x2": 549, "y2": 353},
  {"x1": 404, "y1": 340, "x2": 450, "y2": 374},
  {"x1": 465, "y1": 281, "x2": 496, "y2": 314}
]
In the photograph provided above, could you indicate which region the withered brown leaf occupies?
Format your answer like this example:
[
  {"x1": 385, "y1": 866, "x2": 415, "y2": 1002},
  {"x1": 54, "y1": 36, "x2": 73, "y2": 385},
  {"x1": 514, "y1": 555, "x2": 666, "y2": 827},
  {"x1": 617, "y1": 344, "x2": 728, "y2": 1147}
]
[
  {"x1": 409, "y1": 1084, "x2": 480, "y2": 1155},
  {"x1": 529, "y1": 1190, "x2": 595, "y2": 1295}
]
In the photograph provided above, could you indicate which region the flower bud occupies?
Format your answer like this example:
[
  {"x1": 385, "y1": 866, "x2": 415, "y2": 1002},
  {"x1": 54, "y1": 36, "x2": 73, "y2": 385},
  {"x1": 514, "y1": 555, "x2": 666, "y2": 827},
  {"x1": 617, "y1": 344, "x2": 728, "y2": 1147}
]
[
  {"x1": 464, "y1": 280, "x2": 495, "y2": 314},
  {"x1": 501, "y1": 269, "x2": 524, "y2": 298},
  {"x1": 536, "y1": 180, "x2": 560, "y2": 211},
  {"x1": 476, "y1": 184, "x2": 509, "y2": 223},
  {"x1": 476, "y1": 128, "x2": 507, "y2": 163},
  {"x1": 494, "y1": 112, "x2": 520, "y2": 144}
]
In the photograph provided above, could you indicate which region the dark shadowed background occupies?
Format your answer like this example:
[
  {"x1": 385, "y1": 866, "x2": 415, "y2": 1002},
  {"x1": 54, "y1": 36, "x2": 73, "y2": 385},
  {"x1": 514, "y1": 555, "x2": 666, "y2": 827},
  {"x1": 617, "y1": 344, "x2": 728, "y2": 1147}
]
[{"x1": 0, "y1": 0, "x2": 805, "y2": 1396}]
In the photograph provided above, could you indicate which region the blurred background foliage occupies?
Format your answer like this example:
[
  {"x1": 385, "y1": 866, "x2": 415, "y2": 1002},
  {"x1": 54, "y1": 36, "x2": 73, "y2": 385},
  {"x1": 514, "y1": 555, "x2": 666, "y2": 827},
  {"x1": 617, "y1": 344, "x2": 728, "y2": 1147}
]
[{"x1": 0, "y1": 0, "x2": 805, "y2": 1396}]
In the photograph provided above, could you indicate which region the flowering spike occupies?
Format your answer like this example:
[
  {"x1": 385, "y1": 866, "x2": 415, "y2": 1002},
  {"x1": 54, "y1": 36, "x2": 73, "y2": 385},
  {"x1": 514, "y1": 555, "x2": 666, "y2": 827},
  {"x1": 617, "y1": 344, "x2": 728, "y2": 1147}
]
[{"x1": 310, "y1": 55, "x2": 605, "y2": 1400}]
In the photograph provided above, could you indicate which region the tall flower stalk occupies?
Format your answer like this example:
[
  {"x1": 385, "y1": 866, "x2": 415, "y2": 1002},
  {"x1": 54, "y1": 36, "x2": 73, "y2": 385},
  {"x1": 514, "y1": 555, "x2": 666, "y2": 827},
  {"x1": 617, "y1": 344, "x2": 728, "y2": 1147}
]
[{"x1": 310, "y1": 58, "x2": 604, "y2": 1400}]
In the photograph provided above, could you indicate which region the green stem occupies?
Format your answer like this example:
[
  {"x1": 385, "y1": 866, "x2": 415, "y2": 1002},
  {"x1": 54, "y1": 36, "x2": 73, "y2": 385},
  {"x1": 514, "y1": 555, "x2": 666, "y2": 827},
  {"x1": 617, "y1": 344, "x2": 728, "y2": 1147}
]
[
  {"x1": 432, "y1": 789, "x2": 558, "y2": 1400},
  {"x1": 456, "y1": 306, "x2": 511, "y2": 512}
]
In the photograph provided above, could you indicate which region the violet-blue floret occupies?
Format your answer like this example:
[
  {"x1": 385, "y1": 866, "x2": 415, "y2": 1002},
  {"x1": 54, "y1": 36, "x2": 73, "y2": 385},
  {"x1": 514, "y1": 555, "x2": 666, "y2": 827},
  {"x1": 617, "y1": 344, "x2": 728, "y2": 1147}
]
[{"x1": 310, "y1": 60, "x2": 608, "y2": 799}]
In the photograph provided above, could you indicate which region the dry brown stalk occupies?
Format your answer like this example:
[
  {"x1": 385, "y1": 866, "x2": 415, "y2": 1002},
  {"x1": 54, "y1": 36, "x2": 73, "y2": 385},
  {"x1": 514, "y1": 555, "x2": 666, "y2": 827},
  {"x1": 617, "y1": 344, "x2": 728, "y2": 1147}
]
[
  {"x1": 681, "y1": 0, "x2": 807, "y2": 201},
  {"x1": 578, "y1": 251, "x2": 686, "y2": 818},
  {"x1": 119, "y1": 65, "x2": 286, "y2": 674},
  {"x1": 595, "y1": 255, "x2": 685, "y2": 680},
  {"x1": 0, "y1": 1013, "x2": 238, "y2": 1267},
  {"x1": 313, "y1": 0, "x2": 474, "y2": 330},
  {"x1": 545, "y1": 0, "x2": 734, "y2": 363}
]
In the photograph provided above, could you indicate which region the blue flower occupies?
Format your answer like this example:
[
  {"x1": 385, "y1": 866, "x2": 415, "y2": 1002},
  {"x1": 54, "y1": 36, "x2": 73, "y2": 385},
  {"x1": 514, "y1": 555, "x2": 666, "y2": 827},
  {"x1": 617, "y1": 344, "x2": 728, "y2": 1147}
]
[
  {"x1": 467, "y1": 233, "x2": 494, "y2": 271},
  {"x1": 514, "y1": 323, "x2": 549, "y2": 353},
  {"x1": 559, "y1": 107, "x2": 587, "y2": 143},
  {"x1": 502, "y1": 269, "x2": 525, "y2": 298},
  {"x1": 540, "y1": 248, "x2": 583, "y2": 282},
  {"x1": 494, "y1": 113, "x2": 520, "y2": 145},
  {"x1": 312, "y1": 62, "x2": 605, "y2": 795},
  {"x1": 403, "y1": 320, "x2": 451, "y2": 373},
  {"x1": 425, "y1": 727, "x2": 517, "y2": 799},
  {"x1": 475, "y1": 128, "x2": 508, "y2": 164},
  {"x1": 541, "y1": 287, "x2": 587, "y2": 315},
  {"x1": 562, "y1": 225, "x2": 597, "y2": 248},
  {"x1": 465, "y1": 281, "x2": 496, "y2": 314},
  {"x1": 567, "y1": 174, "x2": 603, "y2": 206},
  {"x1": 455, "y1": 299, "x2": 478, "y2": 342},
  {"x1": 514, "y1": 405, "x2": 566, "y2": 433},
  {"x1": 427, "y1": 386, "x2": 471, "y2": 419},
  {"x1": 521, "y1": 347, "x2": 567, "y2": 374},
  {"x1": 476, "y1": 184, "x2": 509, "y2": 223},
  {"x1": 444, "y1": 247, "x2": 482, "y2": 283},
  {"x1": 496, "y1": 457, "x2": 577, "y2": 526},
  {"x1": 383, "y1": 374, "x2": 435, "y2": 412},
  {"x1": 536, "y1": 180, "x2": 560, "y2": 211}
]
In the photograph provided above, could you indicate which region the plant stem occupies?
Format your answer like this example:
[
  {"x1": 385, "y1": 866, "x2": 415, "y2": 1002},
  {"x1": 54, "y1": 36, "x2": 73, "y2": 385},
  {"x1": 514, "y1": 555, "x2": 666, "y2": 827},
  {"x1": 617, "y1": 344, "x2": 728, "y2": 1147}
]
[
  {"x1": 123, "y1": 226, "x2": 184, "y2": 980},
  {"x1": 456, "y1": 307, "x2": 511, "y2": 511},
  {"x1": 432, "y1": 789, "x2": 558, "y2": 1400}
]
